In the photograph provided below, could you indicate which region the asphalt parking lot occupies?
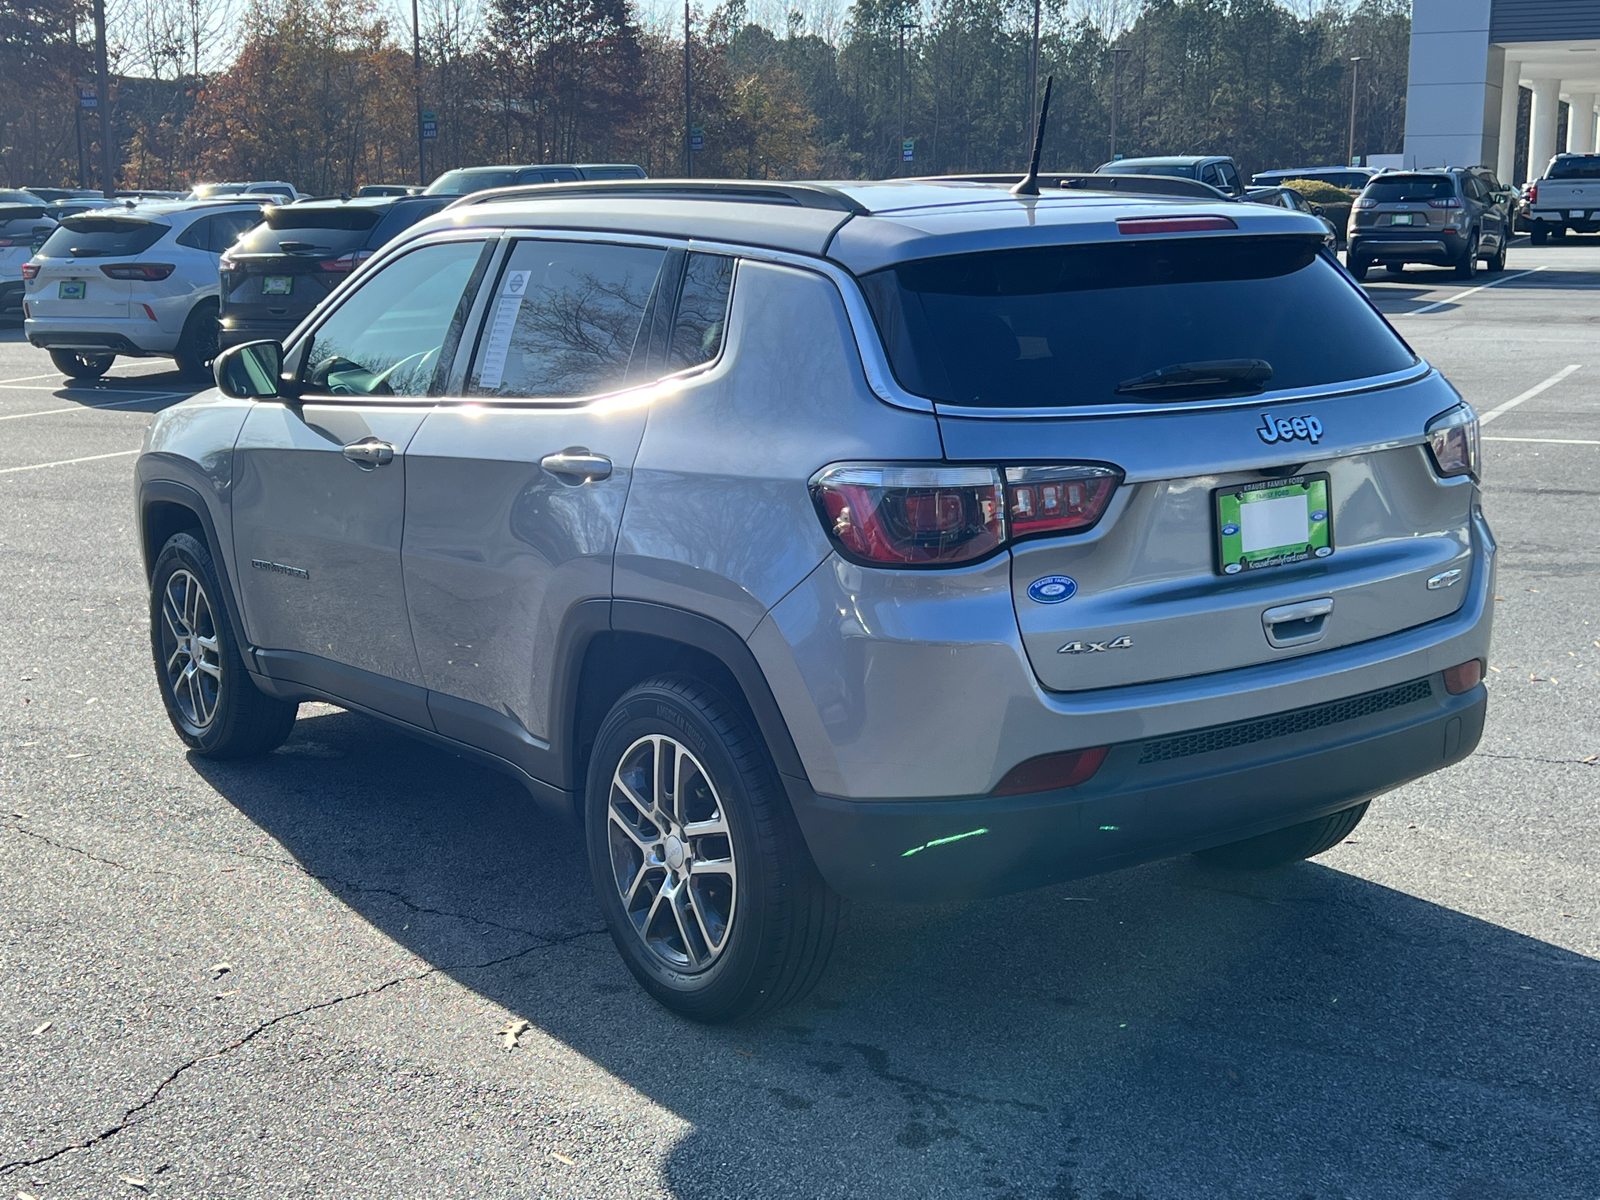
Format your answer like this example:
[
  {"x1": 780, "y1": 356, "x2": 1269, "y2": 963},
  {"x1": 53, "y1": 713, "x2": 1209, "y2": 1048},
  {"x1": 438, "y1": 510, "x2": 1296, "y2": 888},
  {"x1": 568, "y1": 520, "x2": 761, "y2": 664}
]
[{"x1": 3, "y1": 243, "x2": 1598, "y2": 1200}]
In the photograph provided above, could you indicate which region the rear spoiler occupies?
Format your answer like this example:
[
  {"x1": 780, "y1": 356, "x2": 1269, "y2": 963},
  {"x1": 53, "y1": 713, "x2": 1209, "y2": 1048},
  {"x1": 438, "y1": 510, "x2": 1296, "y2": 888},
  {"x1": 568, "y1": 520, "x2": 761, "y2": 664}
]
[
  {"x1": 0, "y1": 205, "x2": 51, "y2": 223},
  {"x1": 918, "y1": 172, "x2": 1233, "y2": 202}
]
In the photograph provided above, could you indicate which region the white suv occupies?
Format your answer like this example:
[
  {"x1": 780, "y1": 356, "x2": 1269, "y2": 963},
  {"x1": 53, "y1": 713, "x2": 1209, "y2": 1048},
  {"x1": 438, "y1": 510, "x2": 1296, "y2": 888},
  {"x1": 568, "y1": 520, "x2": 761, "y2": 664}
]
[
  {"x1": 23, "y1": 200, "x2": 263, "y2": 379},
  {"x1": 0, "y1": 189, "x2": 55, "y2": 317}
]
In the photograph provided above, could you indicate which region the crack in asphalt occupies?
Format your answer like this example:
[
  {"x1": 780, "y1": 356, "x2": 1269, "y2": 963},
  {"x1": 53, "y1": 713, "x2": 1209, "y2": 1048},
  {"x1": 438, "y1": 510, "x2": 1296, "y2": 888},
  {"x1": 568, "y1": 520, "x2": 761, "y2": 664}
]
[
  {"x1": 3, "y1": 822, "x2": 148, "y2": 873},
  {"x1": 1474, "y1": 751, "x2": 1599, "y2": 768},
  {"x1": 0, "y1": 931, "x2": 606, "y2": 1175}
]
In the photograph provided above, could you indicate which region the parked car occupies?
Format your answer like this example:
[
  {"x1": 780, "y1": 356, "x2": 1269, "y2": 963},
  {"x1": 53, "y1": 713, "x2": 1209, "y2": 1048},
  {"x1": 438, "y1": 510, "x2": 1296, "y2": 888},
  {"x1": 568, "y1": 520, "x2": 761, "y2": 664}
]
[
  {"x1": 1346, "y1": 168, "x2": 1513, "y2": 281},
  {"x1": 23, "y1": 200, "x2": 264, "y2": 378},
  {"x1": 140, "y1": 177, "x2": 1491, "y2": 1021},
  {"x1": 1246, "y1": 186, "x2": 1339, "y2": 250},
  {"x1": 1095, "y1": 155, "x2": 1246, "y2": 197},
  {"x1": 0, "y1": 190, "x2": 56, "y2": 316},
  {"x1": 186, "y1": 181, "x2": 300, "y2": 204},
  {"x1": 355, "y1": 184, "x2": 421, "y2": 197},
  {"x1": 423, "y1": 162, "x2": 646, "y2": 197},
  {"x1": 1523, "y1": 153, "x2": 1600, "y2": 243},
  {"x1": 25, "y1": 186, "x2": 103, "y2": 203},
  {"x1": 1252, "y1": 167, "x2": 1375, "y2": 191},
  {"x1": 218, "y1": 193, "x2": 452, "y2": 349}
]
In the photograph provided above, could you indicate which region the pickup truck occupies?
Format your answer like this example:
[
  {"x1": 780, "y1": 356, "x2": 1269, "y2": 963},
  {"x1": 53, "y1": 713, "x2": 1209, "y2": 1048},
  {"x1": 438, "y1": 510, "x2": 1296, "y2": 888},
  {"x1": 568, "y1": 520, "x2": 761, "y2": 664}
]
[{"x1": 1526, "y1": 153, "x2": 1600, "y2": 243}]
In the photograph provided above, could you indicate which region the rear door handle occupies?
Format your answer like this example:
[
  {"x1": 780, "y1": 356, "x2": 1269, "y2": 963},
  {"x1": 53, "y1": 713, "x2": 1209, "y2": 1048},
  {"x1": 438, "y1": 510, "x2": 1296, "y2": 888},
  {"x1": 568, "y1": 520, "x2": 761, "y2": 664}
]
[
  {"x1": 540, "y1": 447, "x2": 612, "y2": 485},
  {"x1": 342, "y1": 437, "x2": 396, "y2": 469}
]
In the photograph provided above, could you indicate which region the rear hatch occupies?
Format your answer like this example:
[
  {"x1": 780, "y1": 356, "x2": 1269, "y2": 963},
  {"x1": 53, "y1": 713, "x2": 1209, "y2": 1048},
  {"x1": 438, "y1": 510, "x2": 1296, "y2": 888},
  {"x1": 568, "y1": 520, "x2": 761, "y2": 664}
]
[
  {"x1": 859, "y1": 231, "x2": 1475, "y2": 692},
  {"x1": 1350, "y1": 174, "x2": 1460, "y2": 237},
  {"x1": 221, "y1": 204, "x2": 384, "y2": 326},
  {"x1": 27, "y1": 215, "x2": 170, "y2": 318}
]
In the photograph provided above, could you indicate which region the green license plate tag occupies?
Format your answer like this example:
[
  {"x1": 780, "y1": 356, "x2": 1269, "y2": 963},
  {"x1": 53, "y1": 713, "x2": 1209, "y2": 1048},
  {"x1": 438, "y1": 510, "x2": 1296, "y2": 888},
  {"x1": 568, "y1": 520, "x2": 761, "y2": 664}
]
[
  {"x1": 262, "y1": 275, "x2": 292, "y2": 296},
  {"x1": 58, "y1": 280, "x2": 86, "y2": 299},
  {"x1": 1214, "y1": 473, "x2": 1332, "y2": 576},
  {"x1": 1390, "y1": 213, "x2": 1414, "y2": 225}
]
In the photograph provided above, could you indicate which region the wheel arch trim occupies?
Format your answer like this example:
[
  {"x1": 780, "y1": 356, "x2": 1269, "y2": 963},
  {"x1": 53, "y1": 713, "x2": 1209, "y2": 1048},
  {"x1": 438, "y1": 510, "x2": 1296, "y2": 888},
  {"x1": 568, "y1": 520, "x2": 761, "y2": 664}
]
[{"x1": 138, "y1": 476, "x2": 252, "y2": 668}]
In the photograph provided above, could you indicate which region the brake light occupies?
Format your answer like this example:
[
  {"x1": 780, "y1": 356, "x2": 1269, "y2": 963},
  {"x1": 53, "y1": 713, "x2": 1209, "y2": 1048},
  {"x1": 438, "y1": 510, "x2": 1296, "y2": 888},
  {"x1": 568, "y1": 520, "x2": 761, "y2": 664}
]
[
  {"x1": 1117, "y1": 215, "x2": 1237, "y2": 235},
  {"x1": 100, "y1": 263, "x2": 175, "y2": 280},
  {"x1": 319, "y1": 249, "x2": 374, "y2": 273},
  {"x1": 0, "y1": 237, "x2": 13, "y2": 247},
  {"x1": 21, "y1": 262, "x2": 39, "y2": 280},
  {"x1": 219, "y1": 254, "x2": 237, "y2": 272},
  {"x1": 1356, "y1": 196, "x2": 1378, "y2": 208},
  {"x1": 1428, "y1": 197, "x2": 1462, "y2": 209},
  {"x1": 810, "y1": 462, "x2": 1123, "y2": 567},
  {"x1": 1528, "y1": 182, "x2": 1538, "y2": 204},
  {"x1": 992, "y1": 746, "x2": 1109, "y2": 796},
  {"x1": 1425, "y1": 404, "x2": 1480, "y2": 480}
]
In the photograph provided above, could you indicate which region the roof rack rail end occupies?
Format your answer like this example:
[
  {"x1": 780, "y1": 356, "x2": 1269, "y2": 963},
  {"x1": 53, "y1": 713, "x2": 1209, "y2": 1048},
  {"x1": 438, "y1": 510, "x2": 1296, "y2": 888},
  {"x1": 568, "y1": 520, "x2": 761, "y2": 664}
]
[{"x1": 449, "y1": 178, "x2": 870, "y2": 215}]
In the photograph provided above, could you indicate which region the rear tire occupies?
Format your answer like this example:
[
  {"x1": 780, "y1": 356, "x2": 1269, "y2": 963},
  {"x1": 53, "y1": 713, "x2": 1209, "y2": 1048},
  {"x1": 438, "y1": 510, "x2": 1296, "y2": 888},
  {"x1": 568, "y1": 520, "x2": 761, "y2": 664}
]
[
  {"x1": 173, "y1": 300, "x2": 220, "y2": 380},
  {"x1": 1531, "y1": 225, "x2": 1549, "y2": 246},
  {"x1": 1384, "y1": 263, "x2": 1407, "y2": 277},
  {"x1": 1553, "y1": 224, "x2": 1568, "y2": 241},
  {"x1": 150, "y1": 531, "x2": 298, "y2": 758},
  {"x1": 1347, "y1": 258, "x2": 1370, "y2": 282},
  {"x1": 585, "y1": 674, "x2": 840, "y2": 1023},
  {"x1": 1454, "y1": 234, "x2": 1479, "y2": 280},
  {"x1": 1193, "y1": 802, "x2": 1370, "y2": 871},
  {"x1": 49, "y1": 349, "x2": 114, "y2": 379}
]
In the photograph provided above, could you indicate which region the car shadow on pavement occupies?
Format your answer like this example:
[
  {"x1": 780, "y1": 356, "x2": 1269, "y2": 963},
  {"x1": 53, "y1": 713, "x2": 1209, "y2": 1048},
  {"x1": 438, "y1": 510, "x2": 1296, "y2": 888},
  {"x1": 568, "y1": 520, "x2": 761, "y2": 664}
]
[{"x1": 193, "y1": 705, "x2": 1600, "y2": 1199}]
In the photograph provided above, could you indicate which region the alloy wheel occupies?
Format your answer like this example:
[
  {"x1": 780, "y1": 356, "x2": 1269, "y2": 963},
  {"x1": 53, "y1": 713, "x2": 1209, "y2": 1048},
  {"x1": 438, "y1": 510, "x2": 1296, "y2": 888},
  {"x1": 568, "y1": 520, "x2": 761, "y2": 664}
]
[
  {"x1": 607, "y1": 734, "x2": 738, "y2": 973},
  {"x1": 160, "y1": 568, "x2": 222, "y2": 728}
]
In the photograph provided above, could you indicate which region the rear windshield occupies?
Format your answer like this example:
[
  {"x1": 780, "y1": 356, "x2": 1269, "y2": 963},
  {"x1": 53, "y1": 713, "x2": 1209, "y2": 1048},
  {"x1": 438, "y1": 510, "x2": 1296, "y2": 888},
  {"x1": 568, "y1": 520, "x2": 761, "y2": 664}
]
[
  {"x1": 263, "y1": 208, "x2": 380, "y2": 231},
  {"x1": 40, "y1": 217, "x2": 166, "y2": 258},
  {"x1": 366, "y1": 198, "x2": 449, "y2": 246},
  {"x1": 424, "y1": 169, "x2": 520, "y2": 196},
  {"x1": 860, "y1": 237, "x2": 1415, "y2": 408},
  {"x1": 1101, "y1": 163, "x2": 1198, "y2": 179},
  {"x1": 1547, "y1": 156, "x2": 1600, "y2": 180},
  {"x1": 1362, "y1": 175, "x2": 1455, "y2": 202}
]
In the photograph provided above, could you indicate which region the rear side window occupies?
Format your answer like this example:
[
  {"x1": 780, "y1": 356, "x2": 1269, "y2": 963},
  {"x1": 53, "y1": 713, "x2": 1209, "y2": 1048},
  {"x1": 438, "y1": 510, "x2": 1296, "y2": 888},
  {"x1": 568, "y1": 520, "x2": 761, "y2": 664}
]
[
  {"x1": 1104, "y1": 163, "x2": 1198, "y2": 180},
  {"x1": 468, "y1": 239, "x2": 666, "y2": 399},
  {"x1": 1363, "y1": 175, "x2": 1455, "y2": 202},
  {"x1": 668, "y1": 253, "x2": 734, "y2": 371},
  {"x1": 860, "y1": 237, "x2": 1415, "y2": 409},
  {"x1": 40, "y1": 217, "x2": 166, "y2": 258},
  {"x1": 424, "y1": 168, "x2": 520, "y2": 196},
  {"x1": 1547, "y1": 156, "x2": 1600, "y2": 179},
  {"x1": 366, "y1": 199, "x2": 448, "y2": 248}
]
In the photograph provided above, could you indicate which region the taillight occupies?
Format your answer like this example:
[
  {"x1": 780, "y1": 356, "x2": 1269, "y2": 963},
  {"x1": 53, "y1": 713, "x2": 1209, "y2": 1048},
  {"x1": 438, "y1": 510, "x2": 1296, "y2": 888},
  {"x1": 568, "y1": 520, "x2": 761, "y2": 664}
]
[
  {"x1": 100, "y1": 263, "x2": 175, "y2": 280},
  {"x1": 219, "y1": 254, "x2": 237, "y2": 272},
  {"x1": 1356, "y1": 196, "x2": 1377, "y2": 208},
  {"x1": 319, "y1": 249, "x2": 374, "y2": 273},
  {"x1": 1425, "y1": 404, "x2": 1480, "y2": 480},
  {"x1": 1428, "y1": 197, "x2": 1462, "y2": 209},
  {"x1": 21, "y1": 262, "x2": 39, "y2": 280},
  {"x1": 1117, "y1": 215, "x2": 1237, "y2": 235},
  {"x1": 0, "y1": 237, "x2": 13, "y2": 247},
  {"x1": 992, "y1": 746, "x2": 1108, "y2": 796},
  {"x1": 811, "y1": 462, "x2": 1122, "y2": 567},
  {"x1": 1527, "y1": 182, "x2": 1539, "y2": 204}
]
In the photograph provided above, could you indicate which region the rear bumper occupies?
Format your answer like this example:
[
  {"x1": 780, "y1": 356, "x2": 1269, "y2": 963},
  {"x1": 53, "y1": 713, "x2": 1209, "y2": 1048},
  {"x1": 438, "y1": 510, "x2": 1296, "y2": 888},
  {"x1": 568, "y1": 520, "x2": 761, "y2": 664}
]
[
  {"x1": 24, "y1": 315, "x2": 174, "y2": 356},
  {"x1": 1530, "y1": 211, "x2": 1600, "y2": 230},
  {"x1": 1349, "y1": 231, "x2": 1466, "y2": 262},
  {"x1": 218, "y1": 315, "x2": 301, "y2": 350},
  {"x1": 788, "y1": 676, "x2": 1485, "y2": 903}
]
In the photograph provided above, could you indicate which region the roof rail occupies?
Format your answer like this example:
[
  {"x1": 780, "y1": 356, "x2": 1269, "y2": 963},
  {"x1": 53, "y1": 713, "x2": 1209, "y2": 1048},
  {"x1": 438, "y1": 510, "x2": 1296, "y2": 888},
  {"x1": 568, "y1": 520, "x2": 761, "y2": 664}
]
[
  {"x1": 448, "y1": 178, "x2": 870, "y2": 215},
  {"x1": 922, "y1": 172, "x2": 1231, "y2": 201}
]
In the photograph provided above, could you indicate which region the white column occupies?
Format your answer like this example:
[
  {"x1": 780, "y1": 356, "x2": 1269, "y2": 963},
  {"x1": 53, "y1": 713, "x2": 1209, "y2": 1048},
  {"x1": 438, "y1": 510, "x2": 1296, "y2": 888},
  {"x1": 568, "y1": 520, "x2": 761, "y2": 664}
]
[
  {"x1": 1530, "y1": 79, "x2": 1562, "y2": 179},
  {"x1": 1568, "y1": 93, "x2": 1597, "y2": 155},
  {"x1": 1498, "y1": 59, "x2": 1521, "y2": 182}
]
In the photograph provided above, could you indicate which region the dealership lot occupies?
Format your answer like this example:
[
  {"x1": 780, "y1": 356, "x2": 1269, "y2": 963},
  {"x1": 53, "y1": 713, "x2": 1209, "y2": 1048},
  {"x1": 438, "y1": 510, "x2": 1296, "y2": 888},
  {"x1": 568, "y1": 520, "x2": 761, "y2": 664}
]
[{"x1": 2, "y1": 246, "x2": 1597, "y2": 1198}]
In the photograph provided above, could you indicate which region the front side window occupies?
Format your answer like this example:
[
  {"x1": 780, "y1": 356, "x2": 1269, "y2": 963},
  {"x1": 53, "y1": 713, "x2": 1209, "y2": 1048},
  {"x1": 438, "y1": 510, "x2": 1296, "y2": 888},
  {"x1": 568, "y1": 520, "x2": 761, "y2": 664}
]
[
  {"x1": 303, "y1": 239, "x2": 485, "y2": 397},
  {"x1": 667, "y1": 253, "x2": 735, "y2": 371},
  {"x1": 467, "y1": 239, "x2": 666, "y2": 399}
]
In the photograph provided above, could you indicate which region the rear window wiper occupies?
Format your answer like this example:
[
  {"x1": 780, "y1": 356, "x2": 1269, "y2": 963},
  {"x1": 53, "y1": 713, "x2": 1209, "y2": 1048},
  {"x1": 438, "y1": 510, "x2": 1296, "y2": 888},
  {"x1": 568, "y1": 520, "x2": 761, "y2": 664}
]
[{"x1": 1115, "y1": 358, "x2": 1273, "y2": 397}]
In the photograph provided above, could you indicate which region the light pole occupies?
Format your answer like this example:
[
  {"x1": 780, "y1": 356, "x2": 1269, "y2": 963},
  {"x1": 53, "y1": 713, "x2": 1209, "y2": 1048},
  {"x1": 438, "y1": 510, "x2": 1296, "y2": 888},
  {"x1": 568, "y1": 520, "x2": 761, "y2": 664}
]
[
  {"x1": 685, "y1": 0, "x2": 693, "y2": 176},
  {"x1": 898, "y1": 21, "x2": 919, "y2": 177},
  {"x1": 1109, "y1": 47, "x2": 1130, "y2": 162},
  {"x1": 92, "y1": 0, "x2": 114, "y2": 198},
  {"x1": 413, "y1": 0, "x2": 425, "y2": 185},
  {"x1": 1347, "y1": 56, "x2": 1363, "y2": 167}
]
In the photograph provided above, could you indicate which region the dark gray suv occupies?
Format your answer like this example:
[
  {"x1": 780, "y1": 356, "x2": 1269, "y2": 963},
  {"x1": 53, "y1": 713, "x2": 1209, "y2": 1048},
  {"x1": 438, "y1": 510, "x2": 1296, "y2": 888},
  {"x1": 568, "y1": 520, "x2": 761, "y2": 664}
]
[
  {"x1": 1347, "y1": 168, "x2": 1514, "y2": 281},
  {"x1": 137, "y1": 178, "x2": 1493, "y2": 1021}
]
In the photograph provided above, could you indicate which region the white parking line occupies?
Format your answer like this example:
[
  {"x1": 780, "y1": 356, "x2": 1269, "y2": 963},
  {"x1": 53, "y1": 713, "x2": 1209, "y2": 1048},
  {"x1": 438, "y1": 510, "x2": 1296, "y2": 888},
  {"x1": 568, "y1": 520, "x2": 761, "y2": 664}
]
[
  {"x1": 1484, "y1": 436, "x2": 1600, "y2": 445},
  {"x1": 0, "y1": 394, "x2": 183, "y2": 421},
  {"x1": 0, "y1": 372, "x2": 63, "y2": 386},
  {"x1": 1393, "y1": 266, "x2": 1548, "y2": 316},
  {"x1": 1479, "y1": 364, "x2": 1583, "y2": 426},
  {"x1": 0, "y1": 449, "x2": 139, "y2": 475}
]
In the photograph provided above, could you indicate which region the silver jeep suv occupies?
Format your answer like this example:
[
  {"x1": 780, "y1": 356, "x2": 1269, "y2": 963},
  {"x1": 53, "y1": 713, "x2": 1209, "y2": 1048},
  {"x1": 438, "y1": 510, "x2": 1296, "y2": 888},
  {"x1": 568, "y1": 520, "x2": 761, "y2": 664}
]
[{"x1": 137, "y1": 179, "x2": 1493, "y2": 1021}]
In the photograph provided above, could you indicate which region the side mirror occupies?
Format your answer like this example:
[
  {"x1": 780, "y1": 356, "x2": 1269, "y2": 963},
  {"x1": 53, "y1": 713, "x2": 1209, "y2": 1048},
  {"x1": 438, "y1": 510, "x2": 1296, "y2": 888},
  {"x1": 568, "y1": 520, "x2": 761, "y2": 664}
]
[{"x1": 214, "y1": 340, "x2": 284, "y2": 398}]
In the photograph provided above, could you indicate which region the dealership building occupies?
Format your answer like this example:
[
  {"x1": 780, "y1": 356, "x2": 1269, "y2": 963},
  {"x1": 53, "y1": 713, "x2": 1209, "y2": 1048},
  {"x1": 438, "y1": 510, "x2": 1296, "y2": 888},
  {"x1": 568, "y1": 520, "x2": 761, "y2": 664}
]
[{"x1": 1406, "y1": 0, "x2": 1600, "y2": 180}]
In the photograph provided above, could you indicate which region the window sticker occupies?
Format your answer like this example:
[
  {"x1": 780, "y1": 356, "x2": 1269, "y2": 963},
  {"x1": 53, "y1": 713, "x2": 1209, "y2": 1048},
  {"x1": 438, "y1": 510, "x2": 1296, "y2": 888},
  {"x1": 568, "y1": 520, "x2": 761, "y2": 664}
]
[{"x1": 477, "y1": 270, "x2": 530, "y2": 389}]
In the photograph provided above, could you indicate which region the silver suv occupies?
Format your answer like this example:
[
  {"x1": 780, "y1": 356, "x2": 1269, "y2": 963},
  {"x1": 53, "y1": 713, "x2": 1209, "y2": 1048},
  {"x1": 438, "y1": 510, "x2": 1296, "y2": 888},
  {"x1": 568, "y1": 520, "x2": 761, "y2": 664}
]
[{"x1": 137, "y1": 179, "x2": 1494, "y2": 1021}]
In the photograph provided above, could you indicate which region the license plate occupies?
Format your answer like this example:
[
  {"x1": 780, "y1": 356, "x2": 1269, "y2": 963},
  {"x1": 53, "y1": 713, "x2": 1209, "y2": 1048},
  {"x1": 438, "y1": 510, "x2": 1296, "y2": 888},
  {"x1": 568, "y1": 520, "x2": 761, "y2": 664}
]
[
  {"x1": 262, "y1": 275, "x2": 293, "y2": 296},
  {"x1": 57, "y1": 280, "x2": 86, "y2": 300},
  {"x1": 1390, "y1": 213, "x2": 1415, "y2": 225},
  {"x1": 1572, "y1": 209, "x2": 1586, "y2": 219},
  {"x1": 1214, "y1": 474, "x2": 1333, "y2": 576}
]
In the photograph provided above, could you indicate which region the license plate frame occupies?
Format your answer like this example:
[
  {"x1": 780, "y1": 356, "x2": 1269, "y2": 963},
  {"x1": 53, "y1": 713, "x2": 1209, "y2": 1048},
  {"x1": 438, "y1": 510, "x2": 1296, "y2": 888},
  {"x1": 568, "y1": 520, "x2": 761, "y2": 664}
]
[
  {"x1": 1213, "y1": 473, "x2": 1333, "y2": 576},
  {"x1": 1390, "y1": 213, "x2": 1415, "y2": 225},
  {"x1": 57, "y1": 279, "x2": 86, "y2": 300},
  {"x1": 1572, "y1": 209, "x2": 1586, "y2": 219},
  {"x1": 261, "y1": 275, "x2": 293, "y2": 296}
]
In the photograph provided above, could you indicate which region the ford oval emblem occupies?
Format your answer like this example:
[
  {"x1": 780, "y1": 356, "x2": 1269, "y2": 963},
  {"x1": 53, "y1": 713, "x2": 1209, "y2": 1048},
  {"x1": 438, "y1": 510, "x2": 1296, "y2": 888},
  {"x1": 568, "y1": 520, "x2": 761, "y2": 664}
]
[{"x1": 1028, "y1": 575, "x2": 1078, "y2": 604}]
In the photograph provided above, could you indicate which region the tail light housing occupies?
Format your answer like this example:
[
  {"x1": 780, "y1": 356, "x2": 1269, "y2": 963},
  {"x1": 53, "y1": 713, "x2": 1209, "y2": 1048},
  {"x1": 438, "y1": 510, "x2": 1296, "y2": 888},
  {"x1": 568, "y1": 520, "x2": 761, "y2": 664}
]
[
  {"x1": 100, "y1": 263, "x2": 174, "y2": 280},
  {"x1": 1355, "y1": 196, "x2": 1378, "y2": 208},
  {"x1": 1117, "y1": 215, "x2": 1237, "y2": 235},
  {"x1": 21, "y1": 262, "x2": 39, "y2": 280},
  {"x1": 992, "y1": 746, "x2": 1108, "y2": 796},
  {"x1": 219, "y1": 253, "x2": 237, "y2": 272},
  {"x1": 1527, "y1": 182, "x2": 1539, "y2": 204},
  {"x1": 811, "y1": 462, "x2": 1122, "y2": 567},
  {"x1": 1427, "y1": 197, "x2": 1462, "y2": 209},
  {"x1": 1425, "y1": 404, "x2": 1480, "y2": 480},
  {"x1": 0, "y1": 237, "x2": 14, "y2": 247},
  {"x1": 319, "y1": 248, "x2": 374, "y2": 273}
]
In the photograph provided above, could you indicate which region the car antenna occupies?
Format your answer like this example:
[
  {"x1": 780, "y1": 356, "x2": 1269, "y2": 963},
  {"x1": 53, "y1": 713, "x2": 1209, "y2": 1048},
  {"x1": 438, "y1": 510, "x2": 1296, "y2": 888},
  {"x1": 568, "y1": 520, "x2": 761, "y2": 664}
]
[{"x1": 1011, "y1": 74, "x2": 1054, "y2": 198}]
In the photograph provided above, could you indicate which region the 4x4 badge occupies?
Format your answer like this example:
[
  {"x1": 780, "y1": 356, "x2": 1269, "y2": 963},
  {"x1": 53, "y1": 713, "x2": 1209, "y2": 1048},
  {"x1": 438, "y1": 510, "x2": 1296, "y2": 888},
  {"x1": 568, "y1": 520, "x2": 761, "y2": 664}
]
[
  {"x1": 1058, "y1": 636, "x2": 1133, "y2": 654},
  {"x1": 1257, "y1": 413, "x2": 1323, "y2": 445}
]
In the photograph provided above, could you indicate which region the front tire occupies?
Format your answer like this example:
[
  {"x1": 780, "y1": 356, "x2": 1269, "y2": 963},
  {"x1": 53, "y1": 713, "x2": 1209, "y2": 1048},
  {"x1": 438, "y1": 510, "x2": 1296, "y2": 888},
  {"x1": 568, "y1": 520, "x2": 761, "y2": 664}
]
[
  {"x1": 49, "y1": 349, "x2": 114, "y2": 379},
  {"x1": 585, "y1": 675, "x2": 840, "y2": 1022},
  {"x1": 1347, "y1": 257, "x2": 1370, "y2": 282},
  {"x1": 173, "y1": 300, "x2": 220, "y2": 380},
  {"x1": 1486, "y1": 242, "x2": 1507, "y2": 272},
  {"x1": 150, "y1": 531, "x2": 298, "y2": 758},
  {"x1": 1193, "y1": 802, "x2": 1370, "y2": 870}
]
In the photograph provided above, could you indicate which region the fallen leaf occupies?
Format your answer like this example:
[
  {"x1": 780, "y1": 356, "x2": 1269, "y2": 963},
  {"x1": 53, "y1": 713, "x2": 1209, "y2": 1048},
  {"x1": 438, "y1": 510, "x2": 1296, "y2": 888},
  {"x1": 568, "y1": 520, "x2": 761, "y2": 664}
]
[
  {"x1": 734, "y1": 1048, "x2": 756, "y2": 1057},
  {"x1": 213, "y1": 990, "x2": 239, "y2": 999},
  {"x1": 19, "y1": 1189, "x2": 40, "y2": 1199},
  {"x1": 550, "y1": 1152, "x2": 575, "y2": 1166},
  {"x1": 30, "y1": 1021, "x2": 51, "y2": 1036},
  {"x1": 1488, "y1": 665, "x2": 1501, "y2": 673},
  {"x1": 119, "y1": 1177, "x2": 149, "y2": 1191},
  {"x1": 1494, "y1": 596, "x2": 1506, "y2": 601},
  {"x1": 61, "y1": 753, "x2": 88, "y2": 760},
  {"x1": 1527, "y1": 588, "x2": 1541, "y2": 593},
  {"x1": 1580, "y1": 755, "x2": 1597, "y2": 764},
  {"x1": 212, "y1": 962, "x2": 231, "y2": 976},
  {"x1": 11, "y1": 811, "x2": 28, "y2": 819},
  {"x1": 1530, "y1": 674, "x2": 1546, "y2": 681},
  {"x1": 1562, "y1": 912, "x2": 1577, "y2": 918},
  {"x1": 499, "y1": 1018, "x2": 530, "y2": 1050}
]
